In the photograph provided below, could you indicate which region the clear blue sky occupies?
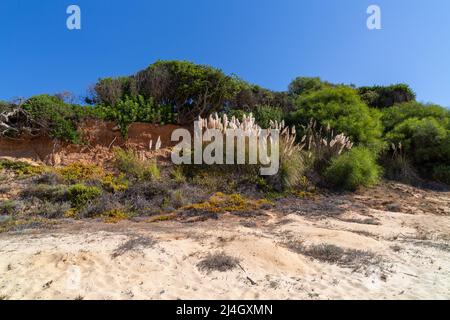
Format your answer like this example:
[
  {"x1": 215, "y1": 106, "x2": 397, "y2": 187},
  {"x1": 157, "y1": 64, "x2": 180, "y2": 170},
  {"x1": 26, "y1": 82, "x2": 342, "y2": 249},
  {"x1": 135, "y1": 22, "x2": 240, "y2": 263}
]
[{"x1": 1, "y1": 0, "x2": 449, "y2": 107}]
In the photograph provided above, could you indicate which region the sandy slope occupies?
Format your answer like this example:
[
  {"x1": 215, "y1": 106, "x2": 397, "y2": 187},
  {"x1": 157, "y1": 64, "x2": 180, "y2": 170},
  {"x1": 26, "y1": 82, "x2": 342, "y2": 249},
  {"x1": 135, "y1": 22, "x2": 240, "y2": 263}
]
[{"x1": 1, "y1": 186, "x2": 450, "y2": 300}]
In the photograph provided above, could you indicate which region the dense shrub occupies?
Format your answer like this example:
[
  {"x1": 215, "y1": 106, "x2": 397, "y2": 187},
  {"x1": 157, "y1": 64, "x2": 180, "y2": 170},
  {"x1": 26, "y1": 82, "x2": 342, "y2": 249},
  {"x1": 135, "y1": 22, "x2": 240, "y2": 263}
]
[
  {"x1": 22, "y1": 95, "x2": 94, "y2": 143},
  {"x1": 94, "y1": 95, "x2": 176, "y2": 137},
  {"x1": 67, "y1": 184, "x2": 102, "y2": 208},
  {"x1": 253, "y1": 105, "x2": 283, "y2": 128},
  {"x1": 325, "y1": 147, "x2": 382, "y2": 191},
  {"x1": 0, "y1": 159, "x2": 45, "y2": 176},
  {"x1": 113, "y1": 148, "x2": 160, "y2": 180},
  {"x1": 433, "y1": 165, "x2": 450, "y2": 185},
  {"x1": 93, "y1": 60, "x2": 242, "y2": 124},
  {"x1": 289, "y1": 87, "x2": 384, "y2": 152},
  {"x1": 382, "y1": 102, "x2": 450, "y2": 132},
  {"x1": 358, "y1": 84, "x2": 416, "y2": 109},
  {"x1": 385, "y1": 117, "x2": 450, "y2": 174},
  {"x1": 57, "y1": 163, "x2": 104, "y2": 183},
  {"x1": 381, "y1": 102, "x2": 450, "y2": 183}
]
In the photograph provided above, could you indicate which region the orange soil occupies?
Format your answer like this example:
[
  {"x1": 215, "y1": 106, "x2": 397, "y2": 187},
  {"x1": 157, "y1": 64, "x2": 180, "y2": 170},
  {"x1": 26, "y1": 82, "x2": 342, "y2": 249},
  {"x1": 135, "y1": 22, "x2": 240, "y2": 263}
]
[{"x1": 0, "y1": 119, "x2": 187, "y2": 167}]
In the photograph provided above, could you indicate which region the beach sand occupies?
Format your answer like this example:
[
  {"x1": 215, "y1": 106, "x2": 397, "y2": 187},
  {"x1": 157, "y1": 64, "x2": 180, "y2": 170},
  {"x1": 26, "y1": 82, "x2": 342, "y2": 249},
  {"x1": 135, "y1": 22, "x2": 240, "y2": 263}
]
[{"x1": 1, "y1": 185, "x2": 450, "y2": 300}]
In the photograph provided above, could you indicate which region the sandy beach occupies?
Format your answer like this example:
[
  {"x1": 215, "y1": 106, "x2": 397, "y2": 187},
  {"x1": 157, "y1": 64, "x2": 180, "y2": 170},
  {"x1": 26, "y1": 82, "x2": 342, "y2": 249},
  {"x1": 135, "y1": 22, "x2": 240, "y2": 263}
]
[{"x1": 1, "y1": 182, "x2": 449, "y2": 300}]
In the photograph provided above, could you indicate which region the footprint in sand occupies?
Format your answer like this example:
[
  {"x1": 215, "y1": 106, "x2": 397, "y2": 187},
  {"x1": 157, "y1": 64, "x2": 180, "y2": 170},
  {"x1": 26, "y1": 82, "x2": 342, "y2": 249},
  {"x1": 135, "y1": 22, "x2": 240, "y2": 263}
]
[{"x1": 66, "y1": 265, "x2": 81, "y2": 291}]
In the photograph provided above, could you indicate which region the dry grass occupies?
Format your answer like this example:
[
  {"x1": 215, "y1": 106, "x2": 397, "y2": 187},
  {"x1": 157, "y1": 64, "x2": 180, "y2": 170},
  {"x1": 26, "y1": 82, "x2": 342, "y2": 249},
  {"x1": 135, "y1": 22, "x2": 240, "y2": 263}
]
[
  {"x1": 111, "y1": 235, "x2": 156, "y2": 258},
  {"x1": 285, "y1": 241, "x2": 381, "y2": 270},
  {"x1": 197, "y1": 252, "x2": 240, "y2": 273}
]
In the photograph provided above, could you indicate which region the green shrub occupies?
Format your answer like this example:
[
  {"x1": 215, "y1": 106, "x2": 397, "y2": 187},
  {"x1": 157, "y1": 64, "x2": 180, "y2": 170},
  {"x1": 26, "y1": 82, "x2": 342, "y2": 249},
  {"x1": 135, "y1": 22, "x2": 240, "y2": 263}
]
[
  {"x1": 0, "y1": 159, "x2": 45, "y2": 176},
  {"x1": 382, "y1": 102, "x2": 450, "y2": 182},
  {"x1": 170, "y1": 166, "x2": 186, "y2": 183},
  {"x1": 93, "y1": 60, "x2": 242, "y2": 124},
  {"x1": 0, "y1": 200, "x2": 24, "y2": 215},
  {"x1": 113, "y1": 148, "x2": 160, "y2": 180},
  {"x1": 432, "y1": 165, "x2": 450, "y2": 185},
  {"x1": 57, "y1": 163, "x2": 105, "y2": 183},
  {"x1": 67, "y1": 184, "x2": 102, "y2": 208},
  {"x1": 253, "y1": 105, "x2": 283, "y2": 128},
  {"x1": 382, "y1": 102, "x2": 450, "y2": 133},
  {"x1": 279, "y1": 148, "x2": 307, "y2": 190},
  {"x1": 22, "y1": 94, "x2": 93, "y2": 143},
  {"x1": 289, "y1": 87, "x2": 384, "y2": 152},
  {"x1": 94, "y1": 95, "x2": 176, "y2": 137},
  {"x1": 385, "y1": 117, "x2": 450, "y2": 173},
  {"x1": 325, "y1": 147, "x2": 382, "y2": 191}
]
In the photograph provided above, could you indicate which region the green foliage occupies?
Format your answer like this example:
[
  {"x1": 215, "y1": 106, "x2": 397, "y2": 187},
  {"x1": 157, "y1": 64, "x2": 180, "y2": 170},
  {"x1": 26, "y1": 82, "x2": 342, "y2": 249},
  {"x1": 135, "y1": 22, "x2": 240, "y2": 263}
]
[
  {"x1": 67, "y1": 184, "x2": 102, "y2": 208},
  {"x1": 381, "y1": 102, "x2": 450, "y2": 182},
  {"x1": 113, "y1": 148, "x2": 160, "y2": 180},
  {"x1": 253, "y1": 105, "x2": 283, "y2": 128},
  {"x1": 0, "y1": 159, "x2": 45, "y2": 176},
  {"x1": 385, "y1": 117, "x2": 450, "y2": 173},
  {"x1": 382, "y1": 102, "x2": 450, "y2": 132},
  {"x1": 433, "y1": 165, "x2": 450, "y2": 185},
  {"x1": 57, "y1": 163, "x2": 104, "y2": 183},
  {"x1": 101, "y1": 173, "x2": 129, "y2": 192},
  {"x1": 280, "y1": 148, "x2": 307, "y2": 190},
  {"x1": 290, "y1": 87, "x2": 384, "y2": 152},
  {"x1": 94, "y1": 95, "x2": 176, "y2": 137},
  {"x1": 22, "y1": 94, "x2": 94, "y2": 143},
  {"x1": 93, "y1": 60, "x2": 242, "y2": 124},
  {"x1": 358, "y1": 84, "x2": 416, "y2": 109},
  {"x1": 288, "y1": 77, "x2": 331, "y2": 96},
  {"x1": 325, "y1": 147, "x2": 382, "y2": 191},
  {"x1": 170, "y1": 166, "x2": 186, "y2": 183}
]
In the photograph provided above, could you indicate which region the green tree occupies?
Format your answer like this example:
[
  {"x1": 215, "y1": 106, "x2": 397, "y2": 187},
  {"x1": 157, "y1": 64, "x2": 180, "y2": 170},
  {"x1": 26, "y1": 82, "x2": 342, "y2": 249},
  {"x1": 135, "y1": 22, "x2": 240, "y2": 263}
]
[{"x1": 358, "y1": 84, "x2": 416, "y2": 109}]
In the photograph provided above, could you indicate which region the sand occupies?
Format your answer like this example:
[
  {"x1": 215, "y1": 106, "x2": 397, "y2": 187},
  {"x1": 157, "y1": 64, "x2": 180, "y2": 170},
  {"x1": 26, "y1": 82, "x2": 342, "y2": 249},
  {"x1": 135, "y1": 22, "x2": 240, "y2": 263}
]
[{"x1": 1, "y1": 189, "x2": 450, "y2": 300}]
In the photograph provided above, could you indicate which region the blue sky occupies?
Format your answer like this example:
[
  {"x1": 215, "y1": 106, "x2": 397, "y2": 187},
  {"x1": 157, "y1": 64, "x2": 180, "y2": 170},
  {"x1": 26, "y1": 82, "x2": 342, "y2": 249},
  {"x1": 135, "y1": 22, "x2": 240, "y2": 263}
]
[{"x1": 1, "y1": 0, "x2": 449, "y2": 107}]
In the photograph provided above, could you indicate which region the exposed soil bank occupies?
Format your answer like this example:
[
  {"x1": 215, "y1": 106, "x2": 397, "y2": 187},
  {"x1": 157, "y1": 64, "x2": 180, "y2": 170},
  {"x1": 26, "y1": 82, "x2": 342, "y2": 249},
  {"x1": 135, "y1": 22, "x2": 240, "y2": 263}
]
[{"x1": 0, "y1": 119, "x2": 184, "y2": 166}]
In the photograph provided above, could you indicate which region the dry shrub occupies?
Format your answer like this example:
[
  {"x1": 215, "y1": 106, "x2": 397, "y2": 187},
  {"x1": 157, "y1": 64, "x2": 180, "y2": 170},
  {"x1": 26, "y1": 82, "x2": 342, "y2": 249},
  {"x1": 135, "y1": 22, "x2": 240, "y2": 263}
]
[{"x1": 197, "y1": 252, "x2": 240, "y2": 272}]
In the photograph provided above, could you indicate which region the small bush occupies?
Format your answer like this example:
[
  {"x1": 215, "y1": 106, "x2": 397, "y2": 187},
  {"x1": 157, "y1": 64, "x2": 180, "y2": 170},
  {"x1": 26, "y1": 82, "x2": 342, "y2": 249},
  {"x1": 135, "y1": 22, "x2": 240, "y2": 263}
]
[
  {"x1": 0, "y1": 200, "x2": 25, "y2": 215},
  {"x1": 80, "y1": 193, "x2": 125, "y2": 218},
  {"x1": 197, "y1": 252, "x2": 240, "y2": 272},
  {"x1": 99, "y1": 209, "x2": 130, "y2": 223},
  {"x1": 57, "y1": 163, "x2": 104, "y2": 183},
  {"x1": 0, "y1": 159, "x2": 45, "y2": 176},
  {"x1": 34, "y1": 201, "x2": 72, "y2": 219},
  {"x1": 170, "y1": 166, "x2": 186, "y2": 183},
  {"x1": 285, "y1": 241, "x2": 381, "y2": 270},
  {"x1": 113, "y1": 148, "x2": 160, "y2": 180},
  {"x1": 21, "y1": 184, "x2": 68, "y2": 202},
  {"x1": 325, "y1": 147, "x2": 382, "y2": 191},
  {"x1": 170, "y1": 189, "x2": 186, "y2": 209},
  {"x1": 35, "y1": 172, "x2": 63, "y2": 185},
  {"x1": 183, "y1": 192, "x2": 272, "y2": 215},
  {"x1": 67, "y1": 184, "x2": 102, "y2": 208},
  {"x1": 101, "y1": 173, "x2": 129, "y2": 192}
]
